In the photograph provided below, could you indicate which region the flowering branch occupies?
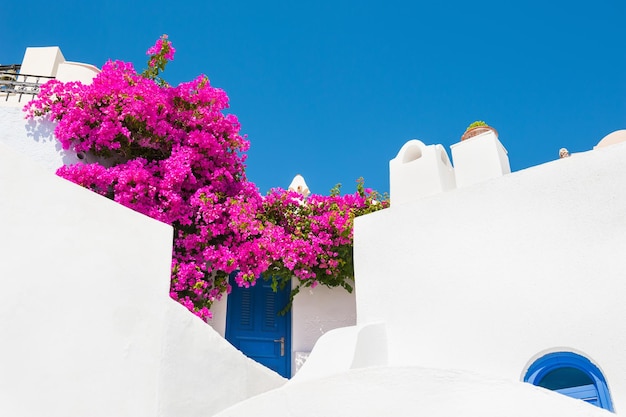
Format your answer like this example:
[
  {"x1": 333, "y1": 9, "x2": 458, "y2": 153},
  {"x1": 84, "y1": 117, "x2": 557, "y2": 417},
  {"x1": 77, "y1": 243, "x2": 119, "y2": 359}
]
[{"x1": 25, "y1": 36, "x2": 388, "y2": 320}]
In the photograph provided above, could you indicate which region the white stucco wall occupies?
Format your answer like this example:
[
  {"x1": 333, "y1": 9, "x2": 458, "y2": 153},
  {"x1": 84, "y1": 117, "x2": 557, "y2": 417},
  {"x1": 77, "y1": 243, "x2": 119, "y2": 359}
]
[
  {"x1": 0, "y1": 140, "x2": 170, "y2": 416},
  {"x1": 0, "y1": 107, "x2": 83, "y2": 171},
  {"x1": 0, "y1": 135, "x2": 285, "y2": 416},
  {"x1": 291, "y1": 322, "x2": 387, "y2": 383},
  {"x1": 158, "y1": 301, "x2": 286, "y2": 416},
  {"x1": 214, "y1": 366, "x2": 612, "y2": 417},
  {"x1": 207, "y1": 293, "x2": 228, "y2": 337},
  {"x1": 389, "y1": 140, "x2": 456, "y2": 205},
  {"x1": 450, "y1": 131, "x2": 511, "y2": 188},
  {"x1": 290, "y1": 283, "x2": 356, "y2": 366},
  {"x1": 55, "y1": 61, "x2": 101, "y2": 84},
  {"x1": 354, "y1": 142, "x2": 626, "y2": 413}
]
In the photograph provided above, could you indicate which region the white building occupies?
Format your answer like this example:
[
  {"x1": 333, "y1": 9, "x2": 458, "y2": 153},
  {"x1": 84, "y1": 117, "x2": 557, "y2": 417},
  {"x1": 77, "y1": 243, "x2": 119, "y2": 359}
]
[
  {"x1": 216, "y1": 129, "x2": 626, "y2": 417},
  {"x1": 0, "y1": 47, "x2": 623, "y2": 416},
  {"x1": 356, "y1": 130, "x2": 626, "y2": 412}
]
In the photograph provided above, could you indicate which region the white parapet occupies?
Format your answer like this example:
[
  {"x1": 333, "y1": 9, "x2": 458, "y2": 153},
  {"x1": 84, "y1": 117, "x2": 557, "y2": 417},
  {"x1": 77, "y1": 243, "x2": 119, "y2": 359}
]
[
  {"x1": 56, "y1": 61, "x2": 100, "y2": 84},
  {"x1": 291, "y1": 322, "x2": 388, "y2": 383},
  {"x1": 288, "y1": 174, "x2": 311, "y2": 197},
  {"x1": 450, "y1": 130, "x2": 511, "y2": 188},
  {"x1": 0, "y1": 47, "x2": 66, "y2": 107},
  {"x1": 594, "y1": 129, "x2": 626, "y2": 149},
  {"x1": 389, "y1": 139, "x2": 456, "y2": 205},
  {"x1": 20, "y1": 46, "x2": 66, "y2": 78}
]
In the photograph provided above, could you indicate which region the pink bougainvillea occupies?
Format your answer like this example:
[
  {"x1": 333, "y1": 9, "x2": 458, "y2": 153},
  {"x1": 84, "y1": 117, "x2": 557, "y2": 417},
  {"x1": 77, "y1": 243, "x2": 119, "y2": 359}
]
[{"x1": 25, "y1": 35, "x2": 388, "y2": 319}]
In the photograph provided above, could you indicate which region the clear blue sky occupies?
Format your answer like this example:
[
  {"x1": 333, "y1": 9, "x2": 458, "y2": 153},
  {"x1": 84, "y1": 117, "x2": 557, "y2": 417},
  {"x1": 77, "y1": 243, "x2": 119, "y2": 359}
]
[{"x1": 3, "y1": 1, "x2": 624, "y2": 195}]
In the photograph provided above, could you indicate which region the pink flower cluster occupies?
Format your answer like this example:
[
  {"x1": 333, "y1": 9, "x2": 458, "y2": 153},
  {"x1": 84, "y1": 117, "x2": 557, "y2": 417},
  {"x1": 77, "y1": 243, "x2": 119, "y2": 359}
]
[
  {"x1": 147, "y1": 34, "x2": 176, "y2": 62},
  {"x1": 25, "y1": 37, "x2": 387, "y2": 319}
]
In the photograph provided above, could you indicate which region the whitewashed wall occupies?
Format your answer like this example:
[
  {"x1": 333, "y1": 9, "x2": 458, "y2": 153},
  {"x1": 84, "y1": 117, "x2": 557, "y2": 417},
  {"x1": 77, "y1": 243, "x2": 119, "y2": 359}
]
[
  {"x1": 0, "y1": 123, "x2": 285, "y2": 417},
  {"x1": 55, "y1": 61, "x2": 101, "y2": 84},
  {"x1": 290, "y1": 283, "x2": 356, "y2": 373},
  {"x1": 0, "y1": 107, "x2": 83, "y2": 172},
  {"x1": 0, "y1": 141, "x2": 171, "y2": 417},
  {"x1": 214, "y1": 366, "x2": 611, "y2": 417},
  {"x1": 354, "y1": 143, "x2": 626, "y2": 413}
]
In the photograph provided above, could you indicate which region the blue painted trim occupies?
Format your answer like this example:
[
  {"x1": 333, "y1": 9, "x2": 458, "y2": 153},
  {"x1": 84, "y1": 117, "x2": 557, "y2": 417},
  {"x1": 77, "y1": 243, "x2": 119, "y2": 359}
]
[{"x1": 524, "y1": 351, "x2": 614, "y2": 412}]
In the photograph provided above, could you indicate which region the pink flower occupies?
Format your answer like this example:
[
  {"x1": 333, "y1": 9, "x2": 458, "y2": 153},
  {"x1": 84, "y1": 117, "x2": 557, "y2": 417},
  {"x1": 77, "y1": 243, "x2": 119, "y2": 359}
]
[{"x1": 146, "y1": 34, "x2": 176, "y2": 61}]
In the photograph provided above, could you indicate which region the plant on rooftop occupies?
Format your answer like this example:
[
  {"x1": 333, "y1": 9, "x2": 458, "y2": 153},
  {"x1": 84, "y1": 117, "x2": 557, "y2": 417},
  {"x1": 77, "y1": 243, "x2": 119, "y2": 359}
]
[
  {"x1": 461, "y1": 120, "x2": 498, "y2": 141},
  {"x1": 25, "y1": 35, "x2": 388, "y2": 319},
  {"x1": 466, "y1": 120, "x2": 488, "y2": 130}
]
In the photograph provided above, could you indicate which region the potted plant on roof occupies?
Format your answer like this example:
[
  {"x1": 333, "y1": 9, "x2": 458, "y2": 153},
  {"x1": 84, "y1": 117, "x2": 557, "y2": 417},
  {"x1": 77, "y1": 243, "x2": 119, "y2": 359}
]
[{"x1": 461, "y1": 120, "x2": 498, "y2": 141}]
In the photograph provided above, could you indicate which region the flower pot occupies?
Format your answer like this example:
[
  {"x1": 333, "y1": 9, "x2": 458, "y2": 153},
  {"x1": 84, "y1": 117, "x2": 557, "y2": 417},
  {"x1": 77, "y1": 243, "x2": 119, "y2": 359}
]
[{"x1": 461, "y1": 125, "x2": 498, "y2": 141}]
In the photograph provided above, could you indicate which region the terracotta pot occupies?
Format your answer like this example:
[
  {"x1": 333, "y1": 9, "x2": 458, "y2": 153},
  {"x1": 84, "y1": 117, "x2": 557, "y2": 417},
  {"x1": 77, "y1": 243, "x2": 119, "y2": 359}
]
[{"x1": 461, "y1": 125, "x2": 498, "y2": 141}]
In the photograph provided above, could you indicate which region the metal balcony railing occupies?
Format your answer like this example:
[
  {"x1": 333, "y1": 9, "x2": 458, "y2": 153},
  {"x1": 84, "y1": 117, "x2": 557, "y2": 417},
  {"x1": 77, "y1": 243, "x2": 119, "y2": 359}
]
[{"x1": 0, "y1": 64, "x2": 55, "y2": 103}]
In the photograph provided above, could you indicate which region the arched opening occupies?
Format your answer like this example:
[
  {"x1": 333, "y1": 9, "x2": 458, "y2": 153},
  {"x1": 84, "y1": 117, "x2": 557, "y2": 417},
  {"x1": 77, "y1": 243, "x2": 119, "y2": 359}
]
[
  {"x1": 524, "y1": 351, "x2": 614, "y2": 412},
  {"x1": 401, "y1": 143, "x2": 423, "y2": 163}
]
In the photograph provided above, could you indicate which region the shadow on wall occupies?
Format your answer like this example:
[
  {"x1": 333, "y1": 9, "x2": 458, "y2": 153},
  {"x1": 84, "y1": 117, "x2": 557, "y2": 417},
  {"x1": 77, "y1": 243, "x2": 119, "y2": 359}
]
[{"x1": 25, "y1": 117, "x2": 55, "y2": 143}]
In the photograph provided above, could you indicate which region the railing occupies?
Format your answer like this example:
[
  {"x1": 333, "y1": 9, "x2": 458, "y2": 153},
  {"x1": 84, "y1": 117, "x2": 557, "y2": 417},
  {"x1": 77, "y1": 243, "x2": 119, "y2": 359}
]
[{"x1": 0, "y1": 64, "x2": 55, "y2": 103}]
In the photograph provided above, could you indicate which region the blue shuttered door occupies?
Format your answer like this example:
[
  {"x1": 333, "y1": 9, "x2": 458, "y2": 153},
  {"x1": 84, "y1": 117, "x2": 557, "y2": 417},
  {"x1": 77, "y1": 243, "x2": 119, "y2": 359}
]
[
  {"x1": 556, "y1": 384, "x2": 599, "y2": 406},
  {"x1": 225, "y1": 276, "x2": 292, "y2": 378}
]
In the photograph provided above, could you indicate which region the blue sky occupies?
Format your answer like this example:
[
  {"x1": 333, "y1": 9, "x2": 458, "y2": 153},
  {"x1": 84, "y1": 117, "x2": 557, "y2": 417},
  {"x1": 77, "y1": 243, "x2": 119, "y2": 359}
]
[{"x1": 3, "y1": 1, "x2": 624, "y2": 195}]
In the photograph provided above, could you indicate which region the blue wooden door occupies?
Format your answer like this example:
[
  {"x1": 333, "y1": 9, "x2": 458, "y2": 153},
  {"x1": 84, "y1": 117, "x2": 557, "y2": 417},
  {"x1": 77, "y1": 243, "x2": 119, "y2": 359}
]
[
  {"x1": 557, "y1": 384, "x2": 599, "y2": 406},
  {"x1": 225, "y1": 275, "x2": 291, "y2": 378}
]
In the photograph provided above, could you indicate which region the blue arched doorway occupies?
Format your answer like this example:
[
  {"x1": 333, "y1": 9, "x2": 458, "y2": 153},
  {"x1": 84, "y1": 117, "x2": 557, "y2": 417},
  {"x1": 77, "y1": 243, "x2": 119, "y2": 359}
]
[{"x1": 524, "y1": 351, "x2": 613, "y2": 412}]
